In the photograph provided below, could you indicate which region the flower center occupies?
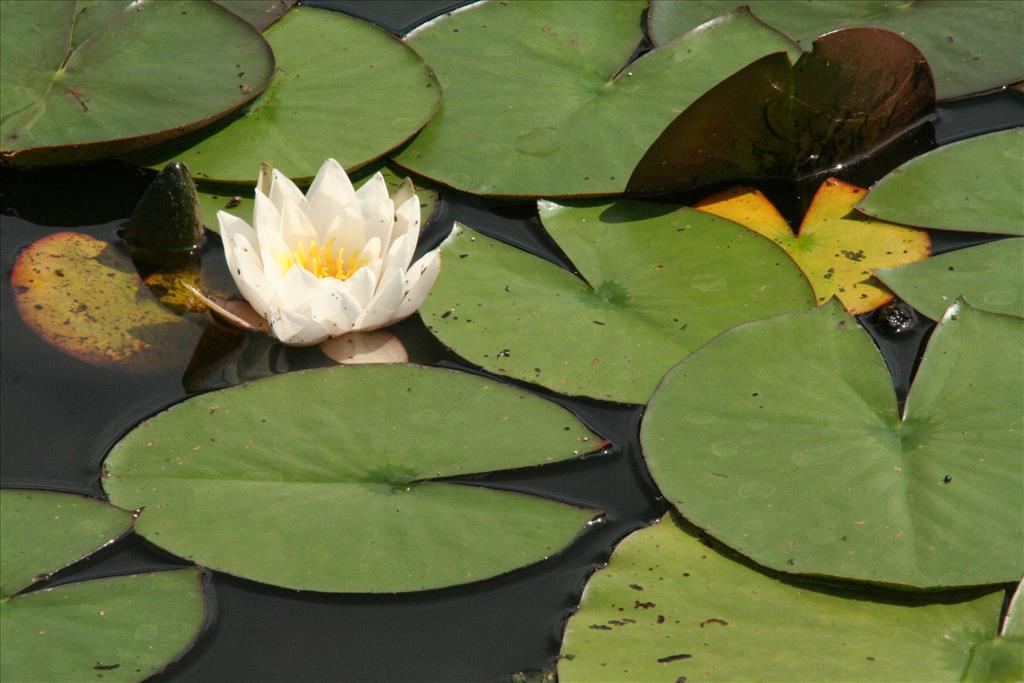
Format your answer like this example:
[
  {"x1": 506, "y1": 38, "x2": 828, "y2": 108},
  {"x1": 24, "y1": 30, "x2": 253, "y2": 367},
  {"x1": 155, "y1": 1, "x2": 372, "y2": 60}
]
[{"x1": 278, "y1": 239, "x2": 363, "y2": 280}]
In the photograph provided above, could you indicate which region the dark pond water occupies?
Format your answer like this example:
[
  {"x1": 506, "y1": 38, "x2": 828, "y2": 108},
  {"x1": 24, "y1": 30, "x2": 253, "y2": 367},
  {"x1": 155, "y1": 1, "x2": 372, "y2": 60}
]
[{"x1": 1, "y1": 2, "x2": 1023, "y2": 680}]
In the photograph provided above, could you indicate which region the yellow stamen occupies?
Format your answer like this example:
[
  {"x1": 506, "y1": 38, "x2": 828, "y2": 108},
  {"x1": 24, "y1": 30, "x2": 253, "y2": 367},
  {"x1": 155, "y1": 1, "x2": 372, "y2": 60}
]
[{"x1": 277, "y1": 239, "x2": 364, "y2": 280}]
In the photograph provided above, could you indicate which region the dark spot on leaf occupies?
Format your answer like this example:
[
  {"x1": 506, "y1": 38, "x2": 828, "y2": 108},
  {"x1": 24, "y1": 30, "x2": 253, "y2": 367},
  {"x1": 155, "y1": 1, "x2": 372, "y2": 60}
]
[
  {"x1": 943, "y1": 474, "x2": 952, "y2": 484},
  {"x1": 657, "y1": 653, "x2": 692, "y2": 663},
  {"x1": 628, "y1": 583, "x2": 643, "y2": 591},
  {"x1": 699, "y1": 618, "x2": 728, "y2": 628}
]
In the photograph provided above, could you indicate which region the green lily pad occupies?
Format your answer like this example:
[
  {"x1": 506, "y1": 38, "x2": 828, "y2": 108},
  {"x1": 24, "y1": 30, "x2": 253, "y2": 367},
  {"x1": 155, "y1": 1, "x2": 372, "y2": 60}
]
[
  {"x1": 647, "y1": 1, "x2": 1024, "y2": 100},
  {"x1": 559, "y1": 515, "x2": 1005, "y2": 682},
  {"x1": 215, "y1": 0, "x2": 296, "y2": 31},
  {"x1": 0, "y1": 489, "x2": 134, "y2": 598},
  {"x1": 0, "y1": 0, "x2": 274, "y2": 166},
  {"x1": 102, "y1": 364, "x2": 602, "y2": 592},
  {"x1": 394, "y1": 3, "x2": 799, "y2": 197},
  {"x1": 196, "y1": 165, "x2": 439, "y2": 235},
  {"x1": 128, "y1": 6, "x2": 441, "y2": 184},
  {"x1": 420, "y1": 202, "x2": 814, "y2": 404},
  {"x1": 875, "y1": 239, "x2": 1024, "y2": 320},
  {"x1": 858, "y1": 128, "x2": 1024, "y2": 236},
  {"x1": 963, "y1": 581, "x2": 1024, "y2": 682},
  {"x1": 628, "y1": 28, "x2": 934, "y2": 194},
  {"x1": 11, "y1": 232, "x2": 200, "y2": 370},
  {"x1": 642, "y1": 302, "x2": 1023, "y2": 588},
  {"x1": 1, "y1": 490, "x2": 207, "y2": 683},
  {"x1": 2, "y1": 568, "x2": 206, "y2": 683}
]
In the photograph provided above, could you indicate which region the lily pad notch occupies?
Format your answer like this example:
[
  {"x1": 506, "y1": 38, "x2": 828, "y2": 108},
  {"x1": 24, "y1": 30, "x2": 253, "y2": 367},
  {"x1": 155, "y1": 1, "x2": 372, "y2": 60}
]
[
  {"x1": 102, "y1": 364, "x2": 606, "y2": 593},
  {"x1": 0, "y1": 489, "x2": 208, "y2": 683},
  {"x1": 641, "y1": 301, "x2": 1023, "y2": 588}
]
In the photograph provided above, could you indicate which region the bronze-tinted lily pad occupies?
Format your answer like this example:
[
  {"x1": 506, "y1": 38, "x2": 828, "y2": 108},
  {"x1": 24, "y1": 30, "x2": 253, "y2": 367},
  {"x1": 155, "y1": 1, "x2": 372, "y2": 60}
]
[
  {"x1": 214, "y1": 0, "x2": 296, "y2": 31},
  {"x1": 647, "y1": 0, "x2": 1024, "y2": 100},
  {"x1": 11, "y1": 232, "x2": 196, "y2": 369},
  {"x1": 695, "y1": 178, "x2": 931, "y2": 314},
  {"x1": 628, "y1": 28, "x2": 934, "y2": 195}
]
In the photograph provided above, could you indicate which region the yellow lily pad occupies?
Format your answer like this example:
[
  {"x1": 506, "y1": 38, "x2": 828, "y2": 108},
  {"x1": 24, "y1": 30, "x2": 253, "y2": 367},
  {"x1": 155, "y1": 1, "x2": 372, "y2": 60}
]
[
  {"x1": 696, "y1": 178, "x2": 931, "y2": 314},
  {"x1": 11, "y1": 232, "x2": 196, "y2": 370}
]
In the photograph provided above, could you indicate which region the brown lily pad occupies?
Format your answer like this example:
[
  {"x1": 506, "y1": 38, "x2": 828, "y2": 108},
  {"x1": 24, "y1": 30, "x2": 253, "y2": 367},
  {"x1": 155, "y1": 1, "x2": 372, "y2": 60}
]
[
  {"x1": 628, "y1": 28, "x2": 935, "y2": 195},
  {"x1": 11, "y1": 232, "x2": 196, "y2": 370}
]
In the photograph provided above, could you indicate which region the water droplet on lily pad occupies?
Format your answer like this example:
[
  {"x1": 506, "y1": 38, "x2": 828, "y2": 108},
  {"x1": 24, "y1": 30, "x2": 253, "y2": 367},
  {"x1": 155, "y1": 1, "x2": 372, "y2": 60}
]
[{"x1": 515, "y1": 127, "x2": 560, "y2": 157}]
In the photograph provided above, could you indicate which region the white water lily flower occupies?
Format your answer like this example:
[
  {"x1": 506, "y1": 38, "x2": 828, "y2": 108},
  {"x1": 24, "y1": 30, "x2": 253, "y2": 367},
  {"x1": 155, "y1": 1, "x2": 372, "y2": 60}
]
[{"x1": 217, "y1": 159, "x2": 441, "y2": 346}]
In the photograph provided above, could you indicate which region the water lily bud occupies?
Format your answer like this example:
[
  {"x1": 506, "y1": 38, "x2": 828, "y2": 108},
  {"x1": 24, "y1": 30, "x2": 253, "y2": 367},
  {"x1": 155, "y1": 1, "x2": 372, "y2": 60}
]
[
  {"x1": 217, "y1": 159, "x2": 442, "y2": 346},
  {"x1": 122, "y1": 162, "x2": 204, "y2": 257}
]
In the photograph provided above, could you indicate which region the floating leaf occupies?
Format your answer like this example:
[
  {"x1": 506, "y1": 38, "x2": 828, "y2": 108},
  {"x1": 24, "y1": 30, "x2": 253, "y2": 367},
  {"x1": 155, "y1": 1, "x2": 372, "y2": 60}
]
[
  {"x1": 628, "y1": 29, "x2": 934, "y2": 194},
  {"x1": 214, "y1": 0, "x2": 296, "y2": 31},
  {"x1": 394, "y1": 3, "x2": 799, "y2": 196},
  {"x1": 1, "y1": 568, "x2": 206, "y2": 683},
  {"x1": 196, "y1": 165, "x2": 439, "y2": 234},
  {"x1": 875, "y1": 239, "x2": 1024, "y2": 320},
  {"x1": 103, "y1": 365, "x2": 602, "y2": 592},
  {"x1": 0, "y1": 490, "x2": 206, "y2": 683},
  {"x1": 0, "y1": 0, "x2": 274, "y2": 166},
  {"x1": 129, "y1": 6, "x2": 441, "y2": 184},
  {"x1": 962, "y1": 581, "x2": 1024, "y2": 682},
  {"x1": 695, "y1": 179, "x2": 931, "y2": 314},
  {"x1": 11, "y1": 232, "x2": 198, "y2": 370},
  {"x1": 559, "y1": 516, "x2": 1005, "y2": 682},
  {"x1": 858, "y1": 128, "x2": 1024, "y2": 236},
  {"x1": 642, "y1": 302, "x2": 1023, "y2": 588},
  {"x1": 0, "y1": 489, "x2": 134, "y2": 597},
  {"x1": 421, "y1": 202, "x2": 814, "y2": 404},
  {"x1": 647, "y1": 0, "x2": 1024, "y2": 100}
]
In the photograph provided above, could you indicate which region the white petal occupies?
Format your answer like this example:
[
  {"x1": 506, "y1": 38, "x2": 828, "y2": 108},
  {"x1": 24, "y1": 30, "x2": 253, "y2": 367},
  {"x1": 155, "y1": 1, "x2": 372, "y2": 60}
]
[
  {"x1": 280, "y1": 200, "x2": 318, "y2": 247},
  {"x1": 354, "y1": 266, "x2": 405, "y2": 331},
  {"x1": 219, "y1": 212, "x2": 270, "y2": 315},
  {"x1": 393, "y1": 194, "x2": 421, "y2": 251},
  {"x1": 380, "y1": 233, "x2": 415, "y2": 283},
  {"x1": 356, "y1": 172, "x2": 394, "y2": 247},
  {"x1": 396, "y1": 250, "x2": 441, "y2": 319},
  {"x1": 276, "y1": 264, "x2": 319, "y2": 312},
  {"x1": 322, "y1": 209, "x2": 366, "y2": 259},
  {"x1": 268, "y1": 168, "x2": 306, "y2": 214},
  {"x1": 356, "y1": 237, "x2": 383, "y2": 281},
  {"x1": 218, "y1": 211, "x2": 257, "y2": 269},
  {"x1": 254, "y1": 189, "x2": 282, "y2": 239},
  {"x1": 254, "y1": 199, "x2": 291, "y2": 281},
  {"x1": 267, "y1": 307, "x2": 329, "y2": 346},
  {"x1": 233, "y1": 237, "x2": 274, "y2": 317},
  {"x1": 305, "y1": 159, "x2": 358, "y2": 232},
  {"x1": 309, "y1": 278, "x2": 362, "y2": 335},
  {"x1": 390, "y1": 177, "x2": 416, "y2": 211},
  {"x1": 341, "y1": 266, "x2": 377, "y2": 308}
]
